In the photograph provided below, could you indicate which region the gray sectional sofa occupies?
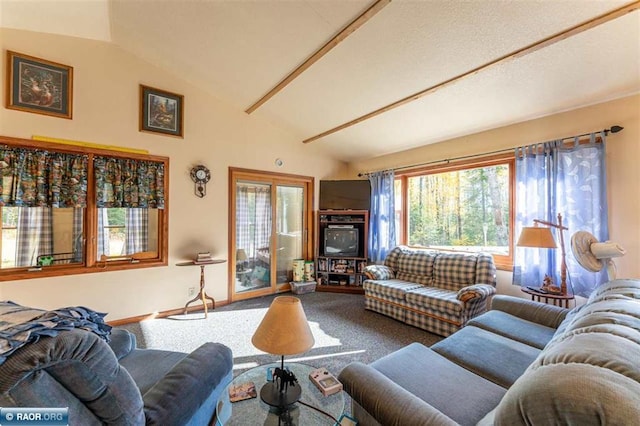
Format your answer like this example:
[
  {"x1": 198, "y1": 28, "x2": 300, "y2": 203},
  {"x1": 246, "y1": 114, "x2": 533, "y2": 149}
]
[
  {"x1": 363, "y1": 245, "x2": 497, "y2": 336},
  {"x1": 0, "y1": 303, "x2": 233, "y2": 425},
  {"x1": 339, "y1": 278, "x2": 640, "y2": 425}
]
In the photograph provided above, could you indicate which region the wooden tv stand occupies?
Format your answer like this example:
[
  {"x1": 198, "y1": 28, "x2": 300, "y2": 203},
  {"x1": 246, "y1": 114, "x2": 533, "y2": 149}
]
[{"x1": 315, "y1": 210, "x2": 368, "y2": 294}]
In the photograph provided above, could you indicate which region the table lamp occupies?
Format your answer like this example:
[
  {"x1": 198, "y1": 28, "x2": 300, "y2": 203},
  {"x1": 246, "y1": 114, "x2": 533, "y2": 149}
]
[
  {"x1": 251, "y1": 296, "x2": 315, "y2": 409},
  {"x1": 236, "y1": 249, "x2": 248, "y2": 271},
  {"x1": 517, "y1": 213, "x2": 569, "y2": 295}
]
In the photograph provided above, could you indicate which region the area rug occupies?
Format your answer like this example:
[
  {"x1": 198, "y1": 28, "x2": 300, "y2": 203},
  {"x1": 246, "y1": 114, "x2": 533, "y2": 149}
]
[{"x1": 117, "y1": 291, "x2": 442, "y2": 376}]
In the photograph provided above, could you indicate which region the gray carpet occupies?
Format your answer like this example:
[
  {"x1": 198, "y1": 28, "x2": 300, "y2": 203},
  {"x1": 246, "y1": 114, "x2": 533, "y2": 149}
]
[{"x1": 118, "y1": 291, "x2": 442, "y2": 376}]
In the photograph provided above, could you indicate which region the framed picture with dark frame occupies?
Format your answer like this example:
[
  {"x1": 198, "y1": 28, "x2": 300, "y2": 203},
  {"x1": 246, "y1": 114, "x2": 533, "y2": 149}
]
[
  {"x1": 139, "y1": 85, "x2": 184, "y2": 138},
  {"x1": 6, "y1": 50, "x2": 73, "y2": 119}
]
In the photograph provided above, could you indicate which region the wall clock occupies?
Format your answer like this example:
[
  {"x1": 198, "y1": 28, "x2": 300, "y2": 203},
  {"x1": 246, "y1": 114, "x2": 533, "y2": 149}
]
[{"x1": 190, "y1": 165, "x2": 211, "y2": 198}]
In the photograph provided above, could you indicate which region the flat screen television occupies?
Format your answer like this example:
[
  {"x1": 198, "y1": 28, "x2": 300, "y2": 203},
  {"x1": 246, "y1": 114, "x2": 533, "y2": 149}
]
[
  {"x1": 320, "y1": 180, "x2": 371, "y2": 211},
  {"x1": 324, "y1": 227, "x2": 359, "y2": 257}
]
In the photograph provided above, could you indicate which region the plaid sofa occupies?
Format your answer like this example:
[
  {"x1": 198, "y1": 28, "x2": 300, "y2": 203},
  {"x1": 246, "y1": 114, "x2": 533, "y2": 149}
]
[{"x1": 363, "y1": 245, "x2": 497, "y2": 336}]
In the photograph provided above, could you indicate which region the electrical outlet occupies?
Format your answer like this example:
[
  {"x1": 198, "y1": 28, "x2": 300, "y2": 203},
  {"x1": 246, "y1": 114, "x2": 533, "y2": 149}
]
[{"x1": 188, "y1": 287, "x2": 196, "y2": 297}]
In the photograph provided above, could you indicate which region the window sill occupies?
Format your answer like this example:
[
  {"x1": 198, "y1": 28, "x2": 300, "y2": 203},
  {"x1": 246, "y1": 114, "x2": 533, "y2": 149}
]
[
  {"x1": 494, "y1": 260, "x2": 513, "y2": 272},
  {"x1": 0, "y1": 259, "x2": 167, "y2": 281}
]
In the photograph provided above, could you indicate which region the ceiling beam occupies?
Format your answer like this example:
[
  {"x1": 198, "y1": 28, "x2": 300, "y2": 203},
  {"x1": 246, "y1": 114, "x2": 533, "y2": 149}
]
[
  {"x1": 245, "y1": 0, "x2": 391, "y2": 114},
  {"x1": 303, "y1": 0, "x2": 640, "y2": 144}
]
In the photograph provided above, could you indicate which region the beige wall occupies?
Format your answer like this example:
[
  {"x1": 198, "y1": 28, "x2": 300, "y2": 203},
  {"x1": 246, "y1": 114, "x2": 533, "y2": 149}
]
[
  {"x1": 0, "y1": 29, "x2": 346, "y2": 320},
  {"x1": 349, "y1": 94, "x2": 640, "y2": 297},
  {"x1": 1, "y1": 29, "x2": 637, "y2": 318}
]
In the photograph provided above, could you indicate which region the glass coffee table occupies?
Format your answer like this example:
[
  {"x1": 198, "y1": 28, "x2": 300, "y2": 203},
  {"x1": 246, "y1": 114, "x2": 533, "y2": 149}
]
[{"x1": 216, "y1": 362, "x2": 345, "y2": 425}]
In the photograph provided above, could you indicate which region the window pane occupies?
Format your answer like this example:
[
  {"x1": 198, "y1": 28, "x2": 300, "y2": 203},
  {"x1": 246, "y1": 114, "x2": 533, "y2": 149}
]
[
  {"x1": 97, "y1": 208, "x2": 158, "y2": 258},
  {"x1": 407, "y1": 164, "x2": 509, "y2": 255},
  {"x1": 1, "y1": 207, "x2": 19, "y2": 267},
  {"x1": 1, "y1": 207, "x2": 84, "y2": 268},
  {"x1": 235, "y1": 182, "x2": 272, "y2": 293},
  {"x1": 276, "y1": 185, "x2": 304, "y2": 283}
]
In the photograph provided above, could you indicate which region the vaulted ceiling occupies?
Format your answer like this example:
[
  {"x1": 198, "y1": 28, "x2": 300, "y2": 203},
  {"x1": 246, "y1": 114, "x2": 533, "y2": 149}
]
[{"x1": 2, "y1": 0, "x2": 639, "y2": 161}]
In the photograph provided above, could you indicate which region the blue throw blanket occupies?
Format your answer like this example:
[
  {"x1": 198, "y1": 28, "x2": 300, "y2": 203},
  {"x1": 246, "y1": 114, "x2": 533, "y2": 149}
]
[{"x1": 0, "y1": 301, "x2": 112, "y2": 365}]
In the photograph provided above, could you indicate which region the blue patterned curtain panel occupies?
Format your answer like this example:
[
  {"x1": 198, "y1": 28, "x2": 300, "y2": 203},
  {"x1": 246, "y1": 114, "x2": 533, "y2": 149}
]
[
  {"x1": 94, "y1": 157, "x2": 165, "y2": 209},
  {"x1": 0, "y1": 147, "x2": 88, "y2": 207}
]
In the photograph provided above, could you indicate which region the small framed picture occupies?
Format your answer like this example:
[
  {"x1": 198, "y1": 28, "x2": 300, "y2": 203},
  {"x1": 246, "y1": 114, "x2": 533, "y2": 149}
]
[
  {"x1": 6, "y1": 50, "x2": 73, "y2": 119},
  {"x1": 139, "y1": 84, "x2": 184, "y2": 137}
]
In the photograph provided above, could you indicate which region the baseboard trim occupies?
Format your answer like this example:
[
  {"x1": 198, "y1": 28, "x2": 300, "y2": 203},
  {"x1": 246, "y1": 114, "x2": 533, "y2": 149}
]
[{"x1": 107, "y1": 300, "x2": 230, "y2": 326}]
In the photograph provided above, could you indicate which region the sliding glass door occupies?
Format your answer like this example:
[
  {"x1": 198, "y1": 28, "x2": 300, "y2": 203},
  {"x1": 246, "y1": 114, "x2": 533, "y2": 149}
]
[{"x1": 229, "y1": 168, "x2": 313, "y2": 301}]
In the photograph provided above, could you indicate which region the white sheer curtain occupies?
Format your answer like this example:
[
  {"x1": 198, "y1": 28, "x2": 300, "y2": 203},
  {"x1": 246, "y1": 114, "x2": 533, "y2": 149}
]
[
  {"x1": 97, "y1": 209, "x2": 110, "y2": 258},
  {"x1": 126, "y1": 208, "x2": 149, "y2": 254},
  {"x1": 236, "y1": 184, "x2": 271, "y2": 259},
  {"x1": 254, "y1": 186, "x2": 272, "y2": 251},
  {"x1": 15, "y1": 207, "x2": 53, "y2": 266},
  {"x1": 513, "y1": 132, "x2": 609, "y2": 296},
  {"x1": 368, "y1": 171, "x2": 395, "y2": 263},
  {"x1": 236, "y1": 186, "x2": 250, "y2": 253}
]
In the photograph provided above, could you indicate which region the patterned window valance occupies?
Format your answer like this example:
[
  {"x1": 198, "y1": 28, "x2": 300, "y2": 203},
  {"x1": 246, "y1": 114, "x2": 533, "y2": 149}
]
[
  {"x1": 0, "y1": 147, "x2": 88, "y2": 208},
  {"x1": 94, "y1": 157, "x2": 165, "y2": 209}
]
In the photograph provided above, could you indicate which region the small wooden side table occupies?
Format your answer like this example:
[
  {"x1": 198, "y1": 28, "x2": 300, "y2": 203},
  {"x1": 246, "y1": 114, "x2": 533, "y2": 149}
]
[
  {"x1": 177, "y1": 259, "x2": 225, "y2": 318},
  {"x1": 521, "y1": 287, "x2": 574, "y2": 308}
]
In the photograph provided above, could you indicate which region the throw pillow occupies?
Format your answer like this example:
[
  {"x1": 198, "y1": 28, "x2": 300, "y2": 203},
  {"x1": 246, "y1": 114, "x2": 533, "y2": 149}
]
[{"x1": 363, "y1": 265, "x2": 395, "y2": 280}]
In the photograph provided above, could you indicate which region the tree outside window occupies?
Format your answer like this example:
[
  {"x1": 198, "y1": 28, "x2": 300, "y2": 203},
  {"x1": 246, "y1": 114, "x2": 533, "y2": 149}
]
[{"x1": 396, "y1": 156, "x2": 514, "y2": 269}]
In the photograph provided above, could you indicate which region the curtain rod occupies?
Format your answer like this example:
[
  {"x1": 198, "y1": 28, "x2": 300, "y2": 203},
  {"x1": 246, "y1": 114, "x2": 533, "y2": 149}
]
[{"x1": 357, "y1": 125, "x2": 623, "y2": 177}]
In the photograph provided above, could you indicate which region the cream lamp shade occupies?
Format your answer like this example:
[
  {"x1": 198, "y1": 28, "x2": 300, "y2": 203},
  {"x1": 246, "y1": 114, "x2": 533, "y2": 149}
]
[
  {"x1": 516, "y1": 213, "x2": 570, "y2": 295},
  {"x1": 236, "y1": 249, "x2": 248, "y2": 262},
  {"x1": 252, "y1": 296, "x2": 315, "y2": 356},
  {"x1": 517, "y1": 226, "x2": 557, "y2": 248}
]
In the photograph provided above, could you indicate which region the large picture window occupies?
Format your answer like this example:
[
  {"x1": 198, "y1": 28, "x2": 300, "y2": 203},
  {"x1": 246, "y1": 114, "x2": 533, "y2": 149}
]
[
  {"x1": 0, "y1": 136, "x2": 168, "y2": 280},
  {"x1": 395, "y1": 155, "x2": 514, "y2": 269}
]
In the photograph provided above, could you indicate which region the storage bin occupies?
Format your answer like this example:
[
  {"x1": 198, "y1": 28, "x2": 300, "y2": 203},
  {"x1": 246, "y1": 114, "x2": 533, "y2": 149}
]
[{"x1": 290, "y1": 281, "x2": 317, "y2": 294}]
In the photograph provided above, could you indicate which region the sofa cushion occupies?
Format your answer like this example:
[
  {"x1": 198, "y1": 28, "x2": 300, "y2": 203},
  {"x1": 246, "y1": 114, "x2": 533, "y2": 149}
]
[
  {"x1": 468, "y1": 310, "x2": 556, "y2": 349},
  {"x1": 363, "y1": 264, "x2": 395, "y2": 280},
  {"x1": 142, "y1": 343, "x2": 234, "y2": 426},
  {"x1": 340, "y1": 364, "x2": 459, "y2": 426},
  {"x1": 433, "y1": 253, "x2": 478, "y2": 290},
  {"x1": 405, "y1": 286, "x2": 462, "y2": 316},
  {"x1": 385, "y1": 246, "x2": 437, "y2": 286},
  {"x1": 404, "y1": 305, "x2": 464, "y2": 337},
  {"x1": 494, "y1": 364, "x2": 640, "y2": 425},
  {"x1": 119, "y1": 348, "x2": 188, "y2": 395},
  {"x1": 431, "y1": 325, "x2": 541, "y2": 388},
  {"x1": 370, "y1": 342, "x2": 506, "y2": 426},
  {"x1": 586, "y1": 278, "x2": 640, "y2": 301},
  {"x1": 363, "y1": 279, "x2": 423, "y2": 300},
  {"x1": 494, "y1": 278, "x2": 640, "y2": 424},
  {"x1": 491, "y1": 295, "x2": 568, "y2": 329}
]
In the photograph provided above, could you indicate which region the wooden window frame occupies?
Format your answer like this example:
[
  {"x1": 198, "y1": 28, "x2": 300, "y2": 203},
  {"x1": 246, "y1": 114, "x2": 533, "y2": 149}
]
[
  {"x1": 395, "y1": 153, "x2": 514, "y2": 271},
  {"x1": 228, "y1": 167, "x2": 314, "y2": 301},
  {"x1": 0, "y1": 135, "x2": 169, "y2": 281}
]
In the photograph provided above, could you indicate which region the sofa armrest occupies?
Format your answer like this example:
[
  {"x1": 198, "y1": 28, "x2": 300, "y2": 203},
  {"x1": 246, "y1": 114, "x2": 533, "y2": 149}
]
[
  {"x1": 491, "y1": 295, "x2": 568, "y2": 329},
  {"x1": 338, "y1": 362, "x2": 458, "y2": 426},
  {"x1": 363, "y1": 265, "x2": 395, "y2": 280},
  {"x1": 107, "y1": 329, "x2": 137, "y2": 360},
  {"x1": 142, "y1": 342, "x2": 233, "y2": 425},
  {"x1": 457, "y1": 284, "x2": 496, "y2": 303}
]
